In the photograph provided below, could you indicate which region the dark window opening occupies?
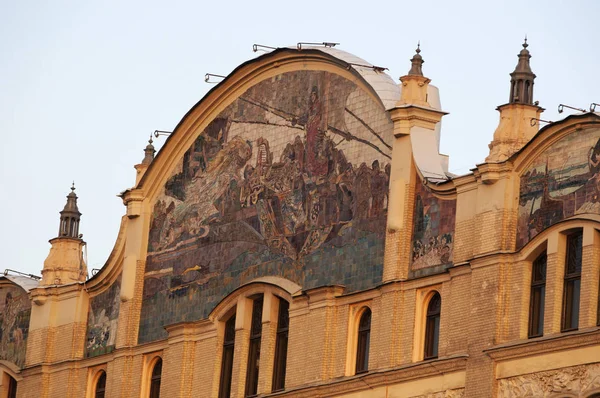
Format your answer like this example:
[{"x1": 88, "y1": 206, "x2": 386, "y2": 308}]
[
  {"x1": 245, "y1": 296, "x2": 263, "y2": 397},
  {"x1": 219, "y1": 313, "x2": 236, "y2": 398},
  {"x1": 149, "y1": 357, "x2": 162, "y2": 398},
  {"x1": 424, "y1": 292, "x2": 441, "y2": 360},
  {"x1": 272, "y1": 299, "x2": 289, "y2": 392},
  {"x1": 95, "y1": 371, "x2": 106, "y2": 398},
  {"x1": 528, "y1": 251, "x2": 547, "y2": 338},
  {"x1": 562, "y1": 232, "x2": 582, "y2": 332},
  {"x1": 7, "y1": 375, "x2": 17, "y2": 398},
  {"x1": 355, "y1": 308, "x2": 371, "y2": 374}
]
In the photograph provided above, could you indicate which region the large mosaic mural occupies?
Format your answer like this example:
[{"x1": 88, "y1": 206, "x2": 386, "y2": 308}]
[
  {"x1": 518, "y1": 127, "x2": 600, "y2": 248},
  {"x1": 411, "y1": 182, "x2": 456, "y2": 271},
  {"x1": 86, "y1": 276, "x2": 121, "y2": 357},
  {"x1": 0, "y1": 285, "x2": 31, "y2": 367},
  {"x1": 139, "y1": 70, "x2": 394, "y2": 342}
]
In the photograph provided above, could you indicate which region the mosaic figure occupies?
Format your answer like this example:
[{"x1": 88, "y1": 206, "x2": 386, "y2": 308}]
[
  {"x1": 86, "y1": 277, "x2": 121, "y2": 357},
  {"x1": 140, "y1": 70, "x2": 394, "y2": 343},
  {"x1": 0, "y1": 286, "x2": 31, "y2": 367},
  {"x1": 411, "y1": 182, "x2": 456, "y2": 270},
  {"x1": 517, "y1": 128, "x2": 600, "y2": 248}
]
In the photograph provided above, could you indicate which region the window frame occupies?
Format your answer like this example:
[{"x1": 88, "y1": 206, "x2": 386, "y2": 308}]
[
  {"x1": 271, "y1": 298, "x2": 289, "y2": 393},
  {"x1": 528, "y1": 250, "x2": 547, "y2": 338},
  {"x1": 561, "y1": 231, "x2": 583, "y2": 332},
  {"x1": 94, "y1": 370, "x2": 107, "y2": 398},
  {"x1": 244, "y1": 295, "x2": 264, "y2": 397},
  {"x1": 218, "y1": 312, "x2": 237, "y2": 398},
  {"x1": 354, "y1": 307, "x2": 372, "y2": 374},
  {"x1": 424, "y1": 292, "x2": 441, "y2": 360},
  {"x1": 148, "y1": 357, "x2": 162, "y2": 398}
]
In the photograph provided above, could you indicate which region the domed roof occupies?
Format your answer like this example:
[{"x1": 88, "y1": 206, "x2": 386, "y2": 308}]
[{"x1": 306, "y1": 46, "x2": 401, "y2": 110}]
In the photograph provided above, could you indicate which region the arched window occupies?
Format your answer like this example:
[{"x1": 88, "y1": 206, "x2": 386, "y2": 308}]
[
  {"x1": 528, "y1": 251, "x2": 547, "y2": 338},
  {"x1": 272, "y1": 298, "x2": 289, "y2": 392},
  {"x1": 245, "y1": 295, "x2": 264, "y2": 397},
  {"x1": 95, "y1": 371, "x2": 106, "y2": 398},
  {"x1": 149, "y1": 358, "x2": 162, "y2": 398},
  {"x1": 355, "y1": 308, "x2": 371, "y2": 374},
  {"x1": 424, "y1": 292, "x2": 441, "y2": 360},
  {"x1": 562, "y1": 231, "x2": 582, "y2": 332},
  {"x1": 7, "y1": 375, "x2": 17, "y2": 398},
  {"x1": 218, "y1": 313, "x2": 236, "y2": 398}
]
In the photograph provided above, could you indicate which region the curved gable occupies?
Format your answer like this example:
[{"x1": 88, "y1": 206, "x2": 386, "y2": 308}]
[
  {"x1": 516, "y1": 113, "x2": 600, "y2": 248},
  {"x1": 138, "y1": 51, "x2": 395, "y2": 343},
  {"x1": 0, "y1": 279, "x2": 32, "y2": 368}
]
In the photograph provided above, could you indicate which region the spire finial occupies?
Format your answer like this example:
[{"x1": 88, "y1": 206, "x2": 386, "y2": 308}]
[
  {"x1": 142, "y1": 134, "x2": 157, "y2": 165},
  {"x1": 58, "y1": 183, "x2": 82, "y2": 238},
  {"x1": 508, "y1": 39, "x2": 536, "y2": 104},
  {"x1": 407, "y1": 42, "x2": 424, "y2": 76}
]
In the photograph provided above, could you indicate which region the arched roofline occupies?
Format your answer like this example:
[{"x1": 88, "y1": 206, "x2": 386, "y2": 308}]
[
  {"x1": 209, "y1": 277, "x2": 301, "y2": 322},
  {"x1": 135, "y1": 48, "x2": 390, "y2": 203},
  {"x1": 0, "y1": 278, "x2": 30, "y2": 295},
  {"x1": 517, "y1": 215, "x2": 600, "y2": 260},
  {"x1": 415, "y1": 165, "x2": 458, "y2": 200},
  {"x1": 511, "y1": 112, "x2": 600, "y2": 174},
  {"x1": 83, "y1": 215, "x2": 127, "y2": 294}
]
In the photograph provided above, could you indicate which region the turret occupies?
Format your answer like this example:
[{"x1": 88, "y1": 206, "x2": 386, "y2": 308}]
[
  {"x1": 41, "y1": 184, "x2": 87, "y2": 285},
  {"x1": 487, "y1": 39, "x2": 545, "y2": 162},
  {"x1": 134, "y1": 135, "x2": 156, "y2": 184}
]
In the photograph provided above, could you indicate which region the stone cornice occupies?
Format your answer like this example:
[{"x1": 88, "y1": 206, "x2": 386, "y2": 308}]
[
  {"x1": 265, "y1": 355, "x2": 467, "y2": 397},
  {"x1": 485, "y1": 327, "x2": 600, "y2": 362}
]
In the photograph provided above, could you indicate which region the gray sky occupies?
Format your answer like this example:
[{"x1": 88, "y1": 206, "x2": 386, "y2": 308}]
[{"x1": 1, "y1": 0, "x2": 598, "y2": 276}]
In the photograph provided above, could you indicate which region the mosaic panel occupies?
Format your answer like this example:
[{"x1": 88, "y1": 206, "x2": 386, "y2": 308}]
[
  {"x1": 518, "y1": 127, "x2": 600, "y2": 248},
  {"x1": 86, "y1": 275, "x2": 121, "y2": 357},
  {"x1": 411, "y1": 182, "x2": 456, "y2": 271},
  {"x1": 139, "y1": 70, "x2": 393, "y2": 343},
  {"x1": 0, "y1": 285, "x2": 31, "y2": 367}
]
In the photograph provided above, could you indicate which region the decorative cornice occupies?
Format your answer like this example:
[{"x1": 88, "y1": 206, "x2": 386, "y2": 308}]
[
  {"x1": 485, "y1": 327, "x2": 600, "y2": 362},
  {"x1": 265, "y1": 355, "x2": 467, "y2": 398}
]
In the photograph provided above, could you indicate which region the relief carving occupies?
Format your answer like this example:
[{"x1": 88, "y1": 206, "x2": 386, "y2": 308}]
[
  {"x1": 411, "y1": 388, "x2": 465, "y2": 398},
  {"x1": 498, "y1": 363, "x2": 600, "y2": 397}
]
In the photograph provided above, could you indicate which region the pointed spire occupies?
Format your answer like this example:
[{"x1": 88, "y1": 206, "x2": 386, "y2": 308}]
[
  {"x1": 407, "y1": 42, "x2": 424, "y2": 76},
  {"x1": 142, "y1": 135, "x2": 156, "y2": 165},
  {"x1": 509, "y1": 37, "x2": 536, "y2": 104},
  {"x1": 58, "y1": 183, "x2": 82, "y2": 238}
]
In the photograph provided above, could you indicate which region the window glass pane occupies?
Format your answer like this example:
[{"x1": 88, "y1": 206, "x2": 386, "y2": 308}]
[
  {"x1": 424, "y1": 293, "x2": 441, "y2": 359},
  {"x1": 355, "y1": 309, "x2": 371, "y2": 374},
  {"x1": 529, "y1": 252, "x2": 547, "y2": 338},
  {"x1": 7, "y1": 376, "x2": 17, "y2": 398},
  {"x1": 219, "y1": 314, "x2": 236, "y2": 398},
  {"x1": 150, "y1": 359, "x2": 162, "y2": 398},
  {"x1": 272, "y1": 299, "x2": 289, "y2": 392},
  {"x1": 95, "y1": 372, "x2": 106, "y2": 398},
  {"x1": 245, "y1": 296, "x2": 263, "y2": 397},
  {"x1": 562, "y1": 233, "x2": 582, "y2": 332}
]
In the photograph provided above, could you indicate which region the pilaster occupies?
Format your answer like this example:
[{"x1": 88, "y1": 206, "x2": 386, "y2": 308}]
[
  {"x1": 544, "y1": 231, "x2": 567, "y2": 334},
  {"x1": 580, "y1": 227, "x2": 600, "y2": 329}
]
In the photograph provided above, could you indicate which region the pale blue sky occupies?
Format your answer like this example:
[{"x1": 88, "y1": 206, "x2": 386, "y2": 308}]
[{"x1": 1, "y1": 0, "x2": 598, "y2": 275}]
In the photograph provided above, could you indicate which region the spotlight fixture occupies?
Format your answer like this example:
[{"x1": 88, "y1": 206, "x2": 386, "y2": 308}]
[
  {"x1": 558, "y1": 104, "x2": 586, "y2": 114},
  {"x1": 204, "y1": 73, "x2": 226, "y2": 84}
]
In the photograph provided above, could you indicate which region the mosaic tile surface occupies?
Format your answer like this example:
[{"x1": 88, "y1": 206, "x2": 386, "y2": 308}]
[
  {"x1": 0, "y1": 285, "x2": 31, "y2": 367},
  {"x1": 139, "y1": 70, "x2": 393, "y2": 343},
  {"x1": 411, "y1": 182, "x2": 456, "y2": 271},
  {"x1": 518, "y1": 127, "x2": 600, "y2": 248},
  {"x1": 86, "y1": 276, "x2": 121, "y2": 357}
]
